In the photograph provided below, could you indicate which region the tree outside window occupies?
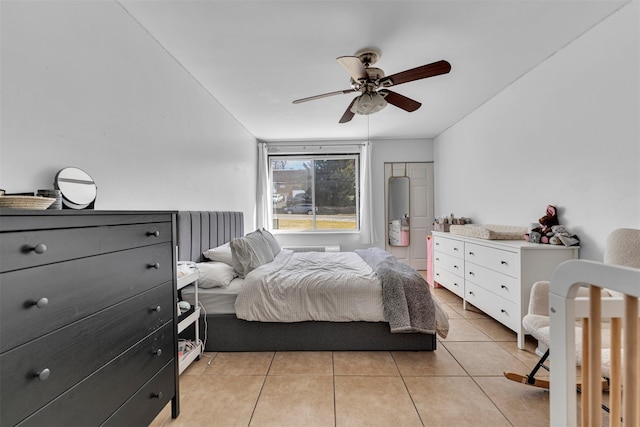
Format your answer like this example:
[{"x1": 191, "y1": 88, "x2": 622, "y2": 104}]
[{"x1": 270, "y1": 155, "x2": 359, "y2": 232}]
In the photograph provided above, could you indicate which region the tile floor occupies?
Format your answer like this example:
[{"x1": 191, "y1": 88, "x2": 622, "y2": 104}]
[{"x1": 151, "y1": 287, "x2": 562, "y2": 427}]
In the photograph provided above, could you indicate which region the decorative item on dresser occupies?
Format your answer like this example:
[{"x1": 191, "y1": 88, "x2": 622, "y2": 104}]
[
  {"x1": 0, "y1": 210, "x2": 179, "y2": 426},
  {"x1": 431, "y1": 231, "x2": 579, "y2": 349},
  {"x1": 53, "y1": 166, "x2": 98, "y2": 209}
]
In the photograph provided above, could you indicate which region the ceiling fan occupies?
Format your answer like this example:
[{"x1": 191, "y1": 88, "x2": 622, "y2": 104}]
[{"x1": 292, "y1": 48, "x2": 451, "y2": 123}]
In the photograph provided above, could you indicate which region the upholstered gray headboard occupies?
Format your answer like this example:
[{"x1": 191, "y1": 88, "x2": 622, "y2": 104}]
[{"x1": 176, "y1": 211, "x2": 244, "y2": 262}]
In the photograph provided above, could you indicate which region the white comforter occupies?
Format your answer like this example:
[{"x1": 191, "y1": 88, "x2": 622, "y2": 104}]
[{"x1": 234, "y1": 249, "x2": 385, "y2": 322}]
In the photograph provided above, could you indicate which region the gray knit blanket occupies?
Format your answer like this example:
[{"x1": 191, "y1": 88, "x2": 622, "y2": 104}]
[{"x1": 356, "y1": 247, "x2": 447, "y2": 336}]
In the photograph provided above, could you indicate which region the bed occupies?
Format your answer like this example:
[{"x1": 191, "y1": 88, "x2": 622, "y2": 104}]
[{"x1": 176, "y1": 211, "x2": 444, "y2": 352}]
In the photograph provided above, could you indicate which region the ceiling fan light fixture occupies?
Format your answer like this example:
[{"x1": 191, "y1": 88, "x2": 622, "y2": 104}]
[
  {"x1": 351, "y1": 92, "x2": 387, "y2": 115},
  {"x1": 293, "y1": 49, "x2": 451, "y2": 123}
]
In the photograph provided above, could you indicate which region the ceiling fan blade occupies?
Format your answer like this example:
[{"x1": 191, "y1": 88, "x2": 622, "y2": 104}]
[
  {"x1": 339, "y1": 97, "x2": 358, "y2": 123},
  {"x1": 293, "y1": 89, "x2": 356, "y2": 104},
  {"x1": 379, "y1": 60, "x2": 451, "y2": 87},
  {"x1": 379, "y1": 90, "x2": 421, "y2": 112},
  {"x1": 337, "y1": 56, "x2": 368, "y2": 82}
]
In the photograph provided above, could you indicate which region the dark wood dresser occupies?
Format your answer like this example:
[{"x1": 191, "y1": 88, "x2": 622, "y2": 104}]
[{"x1": 0, "y1": 210, "x2": 179, "y2": 426}]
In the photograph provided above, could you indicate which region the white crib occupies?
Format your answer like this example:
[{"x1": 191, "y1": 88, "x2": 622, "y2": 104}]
[{"x1": 549, "y1": 260, "x2": 640, "y2": 427}]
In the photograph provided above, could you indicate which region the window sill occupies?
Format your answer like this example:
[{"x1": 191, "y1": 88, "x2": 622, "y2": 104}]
[{"x1": 270, "y1": 230, "x2": 360, "y2": 235}]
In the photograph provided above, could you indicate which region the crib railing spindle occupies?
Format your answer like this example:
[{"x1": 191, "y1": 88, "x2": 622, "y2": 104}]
[
  {"x1": 588, "y1": 285, "x2": 603, "y2": 427},
  {"x1": 624, "y1": 295, "x2": 639, "y2": 427}
]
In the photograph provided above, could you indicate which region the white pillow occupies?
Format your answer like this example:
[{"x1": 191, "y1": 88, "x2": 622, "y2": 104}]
[
  {"x1": 230, "y1": 230, "x2": 274, "y2": 278},
  {"x1": 202, "y1": 242, "x2": 233, "y2": 265},
  {"x1": 195, "y1": 262, "x2": 237, "y2": 288}
]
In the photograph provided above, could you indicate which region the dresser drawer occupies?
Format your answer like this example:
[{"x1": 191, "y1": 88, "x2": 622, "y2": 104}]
[
  {"x1": 465, "y1": 242, "x2": 519, "y2": 278},
  {"x1": 433, "y1": 251, "x2": 464, "y2": 276},
  {"x1": 1, "y1": 243, "x2": 173, "y2": 352},
  {"x1": 0, "y1": 221, "x2": 172, "y2": 272},
  {"x1": 432, "y1": 236, "x2": 464, "y2": 258},
  {"x1": 103, "y1": 361, "x2": 176, "y2": 427},
  {"x1": 0, "y1": 283, "x2": 174, "y2": 427},
  {"x1": 465, "y1": 281, "x2": 519, "y2": 331},
  {"x1": 433, "y1": 267, "x2": 464, "y2": 298},
  {"x1": 17, "y1": 323, "x2": 175, "y2": 427},
  {"x1": 465, "y1": 261, "x2": 520, "y2": 304}
]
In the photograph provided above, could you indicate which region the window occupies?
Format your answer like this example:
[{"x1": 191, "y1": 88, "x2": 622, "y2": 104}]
[{"x1": 270, "y1": 155, "x2": 359, "y2": 232}]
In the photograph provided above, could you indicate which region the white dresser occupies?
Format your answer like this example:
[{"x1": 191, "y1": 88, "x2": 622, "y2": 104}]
[{"x1": 431, "y1": 231, "x2": 579, "y2": 348}]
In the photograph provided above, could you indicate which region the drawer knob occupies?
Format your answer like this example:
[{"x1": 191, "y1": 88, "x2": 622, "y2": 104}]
[
  {"x1": 501, "y1": 285, "x2": 508, "y2": 290},
  {"x1": 453, "y1": 247, "x2": 458, "y2": 251},
  {"x1": 468, "y1": 271, "x2": 474, "y2": 276},
  {"x1": 500, "y1": 309, "x2": 508, "y2": 315},
  {"x1": 147, "y1": 230, "x2": 160, "y2": 237},
  {"x1": 453, "y1": 265, "x2": 459, "y2": 269},
  {"x1": 468, "y1": 291, "x2": 475, "y2": 296},
  {"x1": 153, "y1": 348, "x2": 163, "y2": 357},
  {"x1": 151, "y1": 392, "x2": 163, "y2": 400},
  {"x1": 150, "y1": 305, "x2": 162, "y2": 313},
  {"x1": 468, "y1": 251, "x2": 474, "y2": 256},
  {"x1": 29, "y1": 297, "x2": 49, "y2": 308},
  {"x1": 454, "y1": 283, "x2": 459, "y2": 287},
  {"x1": 501, "y1": 260, "x2": 508, "y2": 265},
  {"x1": 35, "y1": 368, "x2": 51, "y2": 381},
  {"x1": 149, "y1": 263, "x2": 160, "y2": 270},
  {"x1": 26, "y1": 243, "x2": 48, "y2": 254}
]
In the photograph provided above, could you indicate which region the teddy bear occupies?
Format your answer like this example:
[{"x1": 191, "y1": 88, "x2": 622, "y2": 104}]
[{"x1": 525, "y1": 205, "x2": 559, "y2": 243}]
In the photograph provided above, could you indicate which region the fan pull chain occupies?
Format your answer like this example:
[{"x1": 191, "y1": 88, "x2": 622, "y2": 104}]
[{"x1": 367, "y1": 114, "x2": 370, "y2": 143}]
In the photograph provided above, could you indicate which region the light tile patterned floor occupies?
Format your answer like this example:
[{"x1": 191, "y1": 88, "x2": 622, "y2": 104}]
[{"x1": 151, "y1": 287, "x2": 555, "y2": 427}]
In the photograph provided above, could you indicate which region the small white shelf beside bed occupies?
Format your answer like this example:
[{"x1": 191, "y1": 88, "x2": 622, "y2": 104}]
[{"x1": 177, "y1": 268, "x2": 203, "y2": 374}]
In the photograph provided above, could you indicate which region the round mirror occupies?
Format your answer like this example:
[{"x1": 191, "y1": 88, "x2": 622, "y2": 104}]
[{"x1": 54, "y1": 167, "x2": 97, "y2": 209}]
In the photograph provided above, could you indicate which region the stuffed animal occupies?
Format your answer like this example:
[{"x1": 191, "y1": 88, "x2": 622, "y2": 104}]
[
  {"x1": 528, "y1": 230, "x2": 542, "y2": 244},
  {"x1": 524, "y1": 205, "x2": 559, "y2": 243},
  {"x1": 538, "y1": 205, "x2": 559, "y2": 242},
  {"x1": 548, "y1": 225, "x2": 566, "y2": 245},
  {"x1": 524, "y1": 222, "x2": 541, "y2": 243},
  {"x1": 548, "y1": 224, "x2": 580, "y2": 246}
]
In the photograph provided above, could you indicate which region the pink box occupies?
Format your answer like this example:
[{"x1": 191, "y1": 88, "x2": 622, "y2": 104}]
[{"x1": 400, "y1": 229, "x2": 409, "y2": 246}]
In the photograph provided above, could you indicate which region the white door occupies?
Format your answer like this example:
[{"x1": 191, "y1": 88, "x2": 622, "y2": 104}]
[{"x1": 408, "y1": 163, "x2": 434, "y2": 270}]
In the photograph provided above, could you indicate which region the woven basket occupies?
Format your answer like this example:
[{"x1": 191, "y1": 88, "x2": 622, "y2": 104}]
[{"x1": 0, "y1": 195, "x2": 56, "y2": 210}]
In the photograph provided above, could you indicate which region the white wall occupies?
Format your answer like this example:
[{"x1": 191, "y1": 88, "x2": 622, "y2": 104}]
[
  {"x1": 0, "y1": 1, "x2": 257, "y2": 225},
  {"x1": 274, "y1": 138, "x2": 433, "y2": 252},
  {"x1": 434, "y1": 3, "x2": 639, "y2": 262}
]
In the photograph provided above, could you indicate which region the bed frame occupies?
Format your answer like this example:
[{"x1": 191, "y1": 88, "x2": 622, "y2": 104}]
[{"x1": 176, "y1": 211, "x2": 436, "y2": 352}]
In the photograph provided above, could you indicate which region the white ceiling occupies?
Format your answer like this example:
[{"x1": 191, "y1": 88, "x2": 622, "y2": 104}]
[{"x1": 119, "y1": 1, "x2": 628, "y2": 142}]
